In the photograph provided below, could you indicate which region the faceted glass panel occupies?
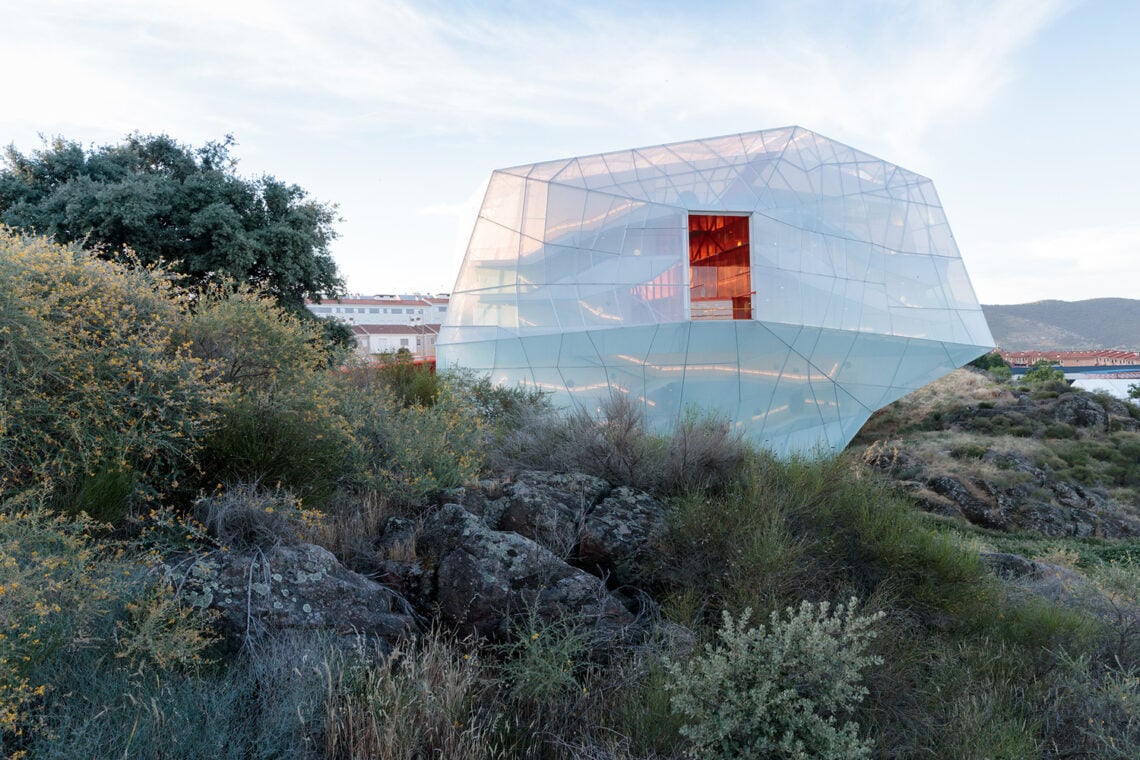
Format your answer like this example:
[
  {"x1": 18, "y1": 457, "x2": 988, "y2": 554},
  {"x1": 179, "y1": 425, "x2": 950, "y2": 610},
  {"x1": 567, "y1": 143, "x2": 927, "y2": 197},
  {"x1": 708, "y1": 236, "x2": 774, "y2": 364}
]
[{"x1": 438, "y1": 127, "x2": 994, "y2": 456}]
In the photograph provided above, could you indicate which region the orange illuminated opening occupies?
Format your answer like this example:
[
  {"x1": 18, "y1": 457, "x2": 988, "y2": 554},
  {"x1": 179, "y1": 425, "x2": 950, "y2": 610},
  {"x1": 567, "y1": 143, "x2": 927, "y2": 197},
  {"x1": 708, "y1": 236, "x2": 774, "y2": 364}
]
[{"x1": 688, "y1": 214, "x2": 751, "y2": 320}]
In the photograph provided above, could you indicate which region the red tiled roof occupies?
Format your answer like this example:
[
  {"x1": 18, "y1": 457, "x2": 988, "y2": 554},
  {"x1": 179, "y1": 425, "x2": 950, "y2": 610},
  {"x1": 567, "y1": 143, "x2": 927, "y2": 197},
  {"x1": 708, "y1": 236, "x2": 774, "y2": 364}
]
[{"x1": 352, "y1": 323, "x2": 441, "y2": 335}]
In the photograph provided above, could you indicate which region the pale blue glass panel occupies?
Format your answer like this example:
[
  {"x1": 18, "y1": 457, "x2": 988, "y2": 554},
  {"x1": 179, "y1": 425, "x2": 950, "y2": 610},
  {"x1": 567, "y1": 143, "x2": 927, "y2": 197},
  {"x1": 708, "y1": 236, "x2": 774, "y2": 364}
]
[
  {"x1": 943, "y1": 340, "x2": 992, "y2": 368},
  {"x1": 623, "y1": 228, "x2": 684, "y2": 259},
  {"x1": 544, "y1": 184, "x2": 589, "y2": 245},
  {"x1": 546, "y1": 284, "x2": 586, "y2": 331},
  {"x1": 518, "y1": 334, "x2": 562, "y2": 367},
  {"x1": 752, "y1": 266, "x2": 803, "y2": 324},
  {"x1": 718, "y1": 172, "x2": 764, "y2": 210},
  {"x1": 517, "y1": 296, "x2": 559, "y2": 331},
  {"x1": 839, "y1": 406, "x2": 874, "y2": 445},
  {"x1": 489, "y1": 364, "x2": 532, "y2": 388},
  {"x1": 603, "y1": 365, "x2": 648, "y2": 403},
  {"x1": 576, "y1": 154, "x2": 619, "y2": 190},
  {"x1": 591, "y1": 220, "x2": 627, "y2": 254},
  {"x1": 829, "y1": 332, "x2": 907, "y2": 389},
  {"x1": 957, "y1": 309, "x2": 994, "y2": 348},
  {"x1": 480, "y1": 172, "x2": 526, "y2": 229},
  {"x1": 782, "y1": 128, "x2": 824, "y2": 172},
  {"x1": 570, "y1": 251, "x2": 621, "y2": 285},
  {"x1": 887, "y1": 308, "x2": 959, "y2": 340},
  {"x1": 588, "y1": 324, "x2": 655, "y2": 364},
  {"x1": 640, "y1": 145, "x2": 693, "y2": 175},
  {"x1": 551, "y1": 158, "x2": 586, "y2": 187},
  {"x1": 540, "y1": 246, "x2": 592, "y2": 286},
  {"x1": 472, "y1": 291, "x2": 519, "y2": 332},
  {"x1": 560, "y1": 366, "x2": 611, "y2": 400},
  {"x1": 835, "y1": 382, "x2": 892, "y2": 411},
  {"x1": 515, "y1": 248, "x2": 547, "y2": 286},
  {"x1": 520, "y1": 180, "x2": 550, "y2": 242},
  {"x1": 669, "y1": 139, "x2": 729, "y2": 171},
  {"x1": 701, "y1": 134, "x2": 749, "y2": 163},
  {"x1": 526, "y1": 159, "x2": 572, "y2": 182},
  {"x1": 935, "y1": 258, "x2": 979, "y2": 307},
  {"x1": 807, "y1": 329, "x2": 859, "y2": 380},
  {"x1": 580, "y1": 192, "x2": 619, "y2": 245},
  {"x1": 557, "y1": 330, "x2": 603, "y2": 369},
  {"x1": 891, "y1": 339, "x2": 957, "y2": 389},
  {"x1": 528, "y1": 366, "x2": 568, "y2": 394},
  {"x1": 493, "y1": 338, "x2": 530, "y2": 369},
  {"x1": 643, "y1": 205, "x2": 687, "y2": 229},
  {"x1": 464, "y1": 218, "x2": 522, "y2": 264},
  {"x1": 746, "y1": 128, "x2": 793, "y2": 159},
  {"x1": 885, "y1": 252, "x2": 946, "y2": 308},
  {"x1": 439, "y1": 339, "x2": 497, "y2": 372},
  {"x1": 600, "y1": 150, "x2": 640, "y2": 189},
  {"x1": 577, "y1": 285, "x2": 625, "y2": 326}
]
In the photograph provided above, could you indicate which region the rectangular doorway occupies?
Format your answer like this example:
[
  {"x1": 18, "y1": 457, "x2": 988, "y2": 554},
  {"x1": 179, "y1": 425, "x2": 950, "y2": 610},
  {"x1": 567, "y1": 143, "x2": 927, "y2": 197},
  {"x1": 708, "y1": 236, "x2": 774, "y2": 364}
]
[{"x1": 688, "y1": 214, "x2": 752, "y2": 320}]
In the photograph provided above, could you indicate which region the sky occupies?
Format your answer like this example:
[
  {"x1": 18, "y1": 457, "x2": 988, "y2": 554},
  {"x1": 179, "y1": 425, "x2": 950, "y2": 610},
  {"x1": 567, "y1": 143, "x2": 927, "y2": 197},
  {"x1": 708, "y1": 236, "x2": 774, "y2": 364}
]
[{"x1": 1, "y1": 0, "x2": 1137, "y2": 305}]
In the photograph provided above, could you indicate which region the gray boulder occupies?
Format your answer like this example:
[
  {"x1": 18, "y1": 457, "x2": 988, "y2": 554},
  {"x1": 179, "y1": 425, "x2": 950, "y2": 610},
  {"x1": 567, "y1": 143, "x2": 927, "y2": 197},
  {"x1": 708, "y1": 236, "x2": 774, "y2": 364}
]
[
  {"x1": 1053, "y1": 393, "x2": 1109, "y2": 429},
  {"x1": 417, "y1": 503, "x2": 634, "y2": 639},
  {"x1": 172, "y1": 542, "x2": 416, "y2": 644},
  {"x1": 578, "y1": 486, "x2": 668, "y2": 581},
  {"x1": 495, "y1": 470, "x2": 610, "y2": 556}
]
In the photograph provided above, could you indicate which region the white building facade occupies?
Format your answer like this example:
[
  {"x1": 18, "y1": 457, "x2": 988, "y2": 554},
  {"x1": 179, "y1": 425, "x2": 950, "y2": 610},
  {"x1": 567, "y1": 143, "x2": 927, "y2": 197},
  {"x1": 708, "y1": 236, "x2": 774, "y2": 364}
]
[{"x1": 437, "y1": 127, "x2": 994, "y2": 455}]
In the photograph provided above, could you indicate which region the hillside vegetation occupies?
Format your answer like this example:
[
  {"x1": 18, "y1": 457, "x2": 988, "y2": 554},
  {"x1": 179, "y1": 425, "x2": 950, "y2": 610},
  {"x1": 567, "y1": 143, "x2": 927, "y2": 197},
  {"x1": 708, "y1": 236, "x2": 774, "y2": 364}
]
[
  {"x1": 983, "y1": 298, "x2": 1140, "y2": 351},
  {"x1": 3, "y1": 229, "x2": 1139, "y2": 759}
]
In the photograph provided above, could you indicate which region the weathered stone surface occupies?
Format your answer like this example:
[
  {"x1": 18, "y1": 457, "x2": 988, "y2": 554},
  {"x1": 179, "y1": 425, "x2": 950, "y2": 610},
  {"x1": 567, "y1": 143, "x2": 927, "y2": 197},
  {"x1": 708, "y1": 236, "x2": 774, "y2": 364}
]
[
  {"x1": 495, "y1": 471, "x2": 610, "y2": 556},
  {"x1": 417, "y1": 503, "x2": 634, "y2": 639},
  {"x1": 1053, "y1": 393, "x2": 1109, "y2": 429},
  {"x1": 578, "y1": 486, "x2": 668, "y2": 581},
  {"x1": 173, "y1": 543, "x2": 415, "y2": 643},
  {"x1": 980, "y1": 551, "x2": 1135, "y2": 623}
]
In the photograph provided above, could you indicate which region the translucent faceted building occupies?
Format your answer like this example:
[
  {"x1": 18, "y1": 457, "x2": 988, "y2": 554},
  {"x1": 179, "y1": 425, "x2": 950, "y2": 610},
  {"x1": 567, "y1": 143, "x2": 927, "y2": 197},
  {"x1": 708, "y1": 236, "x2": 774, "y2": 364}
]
[{"x1": 437, "y1": 127, "x2": 994, "y2": 455}]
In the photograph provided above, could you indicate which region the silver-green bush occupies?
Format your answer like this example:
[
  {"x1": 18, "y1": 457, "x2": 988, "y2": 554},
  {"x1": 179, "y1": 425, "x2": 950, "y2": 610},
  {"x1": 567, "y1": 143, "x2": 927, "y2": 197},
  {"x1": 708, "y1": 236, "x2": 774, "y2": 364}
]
[{"x1": 665, "y1": 598, "x2": 883, "y2": 759}]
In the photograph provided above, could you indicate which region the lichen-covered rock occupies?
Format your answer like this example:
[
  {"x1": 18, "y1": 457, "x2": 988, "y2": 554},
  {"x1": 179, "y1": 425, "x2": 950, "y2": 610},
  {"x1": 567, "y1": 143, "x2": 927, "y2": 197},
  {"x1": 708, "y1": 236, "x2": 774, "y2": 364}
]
[
  {"x1": 173, "y1": 543, "x2": 415, "y2": 643},
  {"x1": 417, "y1": 503, "x2": 634, "y2": 639},
  {"x1": 578, "y1": 486, "x2": 667, "y2": 581},
  {"x1": 495, "y1": 471, "x2": 610, "y2": 556},
  {"x1": 1053, "y1": 393, "x2": 1109, "y2": 429}
]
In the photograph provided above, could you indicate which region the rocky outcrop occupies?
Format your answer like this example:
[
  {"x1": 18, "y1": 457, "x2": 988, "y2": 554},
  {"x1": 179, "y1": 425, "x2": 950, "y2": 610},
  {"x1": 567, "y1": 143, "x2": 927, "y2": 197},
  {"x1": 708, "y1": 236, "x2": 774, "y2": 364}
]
[
  {"x1": 453, "y1": 470, "x2": 669, "y2": 585},
  {"x1": 577, "y1": 486, "x2": 668, "y2": 580},
  {"x1": 414, "y1": 503, "x2": 635, "y2": 639},
  {"x1": 171, "y1": 542, "x2": 416, "y2": 644},
  {"x1": 1053, "y1": 393, "x2": 1109, "y2": 429},
  {"x1": 495, "y1": 471, "x2": 610, "y2": 557}
]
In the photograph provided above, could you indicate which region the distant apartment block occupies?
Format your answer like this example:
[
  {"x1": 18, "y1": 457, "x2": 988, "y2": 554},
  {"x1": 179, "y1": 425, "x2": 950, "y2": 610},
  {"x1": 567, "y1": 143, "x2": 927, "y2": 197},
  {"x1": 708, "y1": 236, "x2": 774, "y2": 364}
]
[
  {"x1": 1000, "y1": 349, "x2": 1140, "y2": 368},
  {"x1": 307, "y1": 295, "x2": 448, "y2": 358},
  {"x1": 351, "y1": 323, "x2": 440, "y2": 358},
  {"x1": 307, "y1": 295, "x2": 448, "y2": 326}
]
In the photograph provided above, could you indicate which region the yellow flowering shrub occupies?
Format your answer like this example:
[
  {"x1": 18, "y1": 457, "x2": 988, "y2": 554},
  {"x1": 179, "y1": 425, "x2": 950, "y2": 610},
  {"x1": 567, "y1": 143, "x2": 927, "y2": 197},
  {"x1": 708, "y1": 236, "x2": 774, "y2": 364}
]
[
  {"x1": 0, "y1": 228, "x2": 220, "y2": 518},
  {"x1": 184, "y1": 287, "x2": 358, "y2": 504},
  {"x1": 0, "y1": 499, "x2": 115, "y2": 754}
]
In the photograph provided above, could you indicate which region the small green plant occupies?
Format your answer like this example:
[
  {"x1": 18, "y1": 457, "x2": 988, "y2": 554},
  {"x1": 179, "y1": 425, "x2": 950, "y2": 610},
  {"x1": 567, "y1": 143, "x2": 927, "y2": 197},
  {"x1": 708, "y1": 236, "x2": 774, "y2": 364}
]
[{"x1": 665, "y1": 598, "x2": 884, "y2": 759}]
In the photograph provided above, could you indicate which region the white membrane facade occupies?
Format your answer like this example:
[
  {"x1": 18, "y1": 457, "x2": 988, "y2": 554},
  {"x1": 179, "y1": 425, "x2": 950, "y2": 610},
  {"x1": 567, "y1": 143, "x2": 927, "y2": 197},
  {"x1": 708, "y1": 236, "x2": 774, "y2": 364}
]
[{"x1": 438, "y1": 127, "x2": 994, "y2": 455}]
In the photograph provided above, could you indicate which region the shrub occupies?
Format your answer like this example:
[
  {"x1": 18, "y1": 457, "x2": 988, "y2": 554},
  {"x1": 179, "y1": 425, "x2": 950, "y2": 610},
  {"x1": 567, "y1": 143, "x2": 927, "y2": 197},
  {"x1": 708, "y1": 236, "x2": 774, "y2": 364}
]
[
  {"x1": 347, "y1": 384, "x2": 486, "y2": 506},
  {"x1": 0, "y1": 494, "x2": 215, "y2": 757},
  {"x1": 0, "y1": 229, "x2": 219, "y2": 517},
  {"x1": 492, "y1": 391, "x2": 750, "y2": 495},
  {"x1": 186, "y1": 288, "x2": 356, "y2": 505},
  {"x1": 665, "y1": 599, "x2": 883, "y2": 759}
]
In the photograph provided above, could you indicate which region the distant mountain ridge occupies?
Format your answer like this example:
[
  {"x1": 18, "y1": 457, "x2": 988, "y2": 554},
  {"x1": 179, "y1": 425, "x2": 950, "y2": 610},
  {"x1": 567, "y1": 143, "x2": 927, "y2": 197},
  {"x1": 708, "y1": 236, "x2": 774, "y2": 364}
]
[{"x1": 982, "y1": 298, "x2": 1140, "y2": 352}]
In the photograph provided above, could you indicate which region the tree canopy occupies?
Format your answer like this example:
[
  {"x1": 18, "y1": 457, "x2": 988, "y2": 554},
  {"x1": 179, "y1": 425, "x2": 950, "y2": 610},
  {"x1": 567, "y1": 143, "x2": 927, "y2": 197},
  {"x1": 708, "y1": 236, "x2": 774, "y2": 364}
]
[{"x1": 0, "y1": 133, "x2": 344, "y2": 312}]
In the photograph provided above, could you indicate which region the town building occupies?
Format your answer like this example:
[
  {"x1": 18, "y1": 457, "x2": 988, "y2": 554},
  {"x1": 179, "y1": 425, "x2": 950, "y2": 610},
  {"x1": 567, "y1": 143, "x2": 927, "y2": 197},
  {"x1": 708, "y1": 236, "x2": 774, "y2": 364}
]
[
  {"x1": 437, "y1": 127, "x2": 993, "y2": 455},
  {"x1": 1000, "y1": 350, "x2": 1140, "y2": 368},
  {"x1": 306, "y1": 295, "x2": 448, "y2": 358}
]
